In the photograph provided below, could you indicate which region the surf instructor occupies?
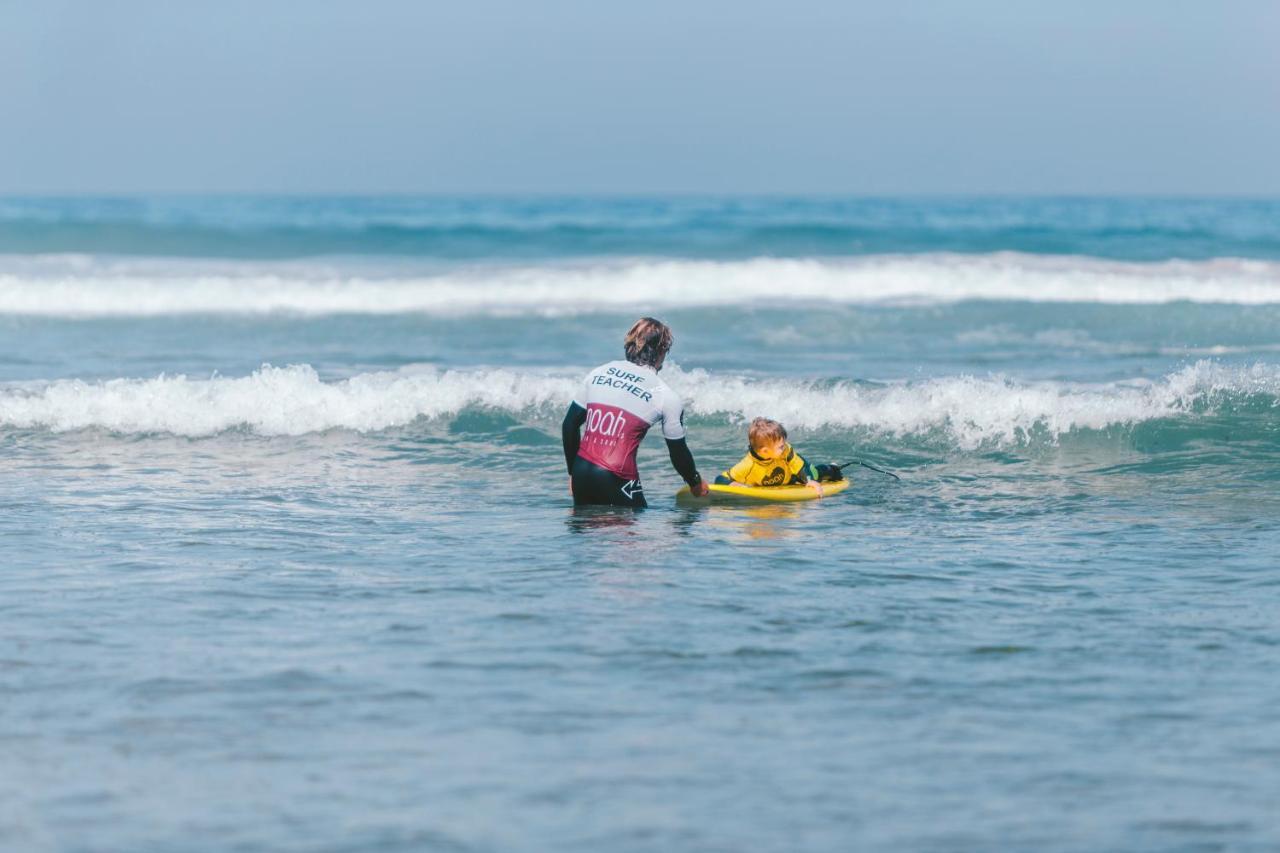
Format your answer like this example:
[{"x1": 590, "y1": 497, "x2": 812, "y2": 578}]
[{"x1": 562, "y1": 317, "x2": 710, "y2": 508}]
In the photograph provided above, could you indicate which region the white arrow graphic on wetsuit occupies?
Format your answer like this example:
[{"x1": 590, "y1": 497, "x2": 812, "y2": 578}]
[{"x1": 621, "y1": 481, "x2": 642, "y2": 499}]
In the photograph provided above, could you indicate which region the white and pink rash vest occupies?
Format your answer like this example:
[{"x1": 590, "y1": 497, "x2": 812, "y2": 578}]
[{"x1": 572, "y1": 360, "x2": 687, "y2": 480}]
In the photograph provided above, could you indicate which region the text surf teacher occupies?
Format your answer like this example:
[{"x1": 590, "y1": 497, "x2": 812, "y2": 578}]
[{"x1": 561, "y1": 317, "x2": 710, "y2": 507}]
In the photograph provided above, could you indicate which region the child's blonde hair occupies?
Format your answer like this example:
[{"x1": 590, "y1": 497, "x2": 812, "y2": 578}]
[{"x1": 748, "y1": 417, "x2": 788, "y2": 450}]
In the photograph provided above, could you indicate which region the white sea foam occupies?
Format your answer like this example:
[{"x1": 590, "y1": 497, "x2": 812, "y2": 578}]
[
  {"x1": 678, "y1": 362, "x2": 1280, "y2": 449},
  {"x1": 1, "y1": 253, "x2": 1279, "y2": 316},
  {"x1": 2, "y1": 361, "x2": 1275, "y2": 448},
  {"x1": 0, "y1": 365, "x2": 576, "y2": 437}
]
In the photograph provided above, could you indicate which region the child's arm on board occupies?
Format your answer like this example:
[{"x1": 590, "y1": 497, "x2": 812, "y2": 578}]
[
  {"x1": 715, "y1": 455, "x2": 754, "y2": 487},
  {"x1": 791, "y1": 451, "x2": 824, "y2": 496}
]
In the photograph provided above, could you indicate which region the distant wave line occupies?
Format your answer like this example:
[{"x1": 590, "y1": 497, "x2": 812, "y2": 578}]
[{"x1": 2, "y1": 253, "x2": 1280, "y2": 316}]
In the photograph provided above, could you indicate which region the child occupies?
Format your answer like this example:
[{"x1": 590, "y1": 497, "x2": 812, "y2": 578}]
[{"x1": 715, "y1": 417, "x2": 843, "y2": 496}]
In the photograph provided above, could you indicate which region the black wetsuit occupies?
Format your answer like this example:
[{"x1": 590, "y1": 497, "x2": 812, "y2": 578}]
[{"x1": 569, "y1": 453, "x2": 647, "y2": 508}]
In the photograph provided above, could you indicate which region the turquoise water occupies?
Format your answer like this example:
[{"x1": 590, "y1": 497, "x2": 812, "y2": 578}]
[{"x1": 3, "y1": 198, "x2": 1280, "y2": 851}]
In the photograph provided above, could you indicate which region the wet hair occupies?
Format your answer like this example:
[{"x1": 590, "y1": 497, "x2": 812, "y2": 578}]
[
  {"x1": 748, "y1": 417, "x2": 788, "y2": 450},
  {"x1": 623, "y1": 317, "x2": 674, "y2": 369}
]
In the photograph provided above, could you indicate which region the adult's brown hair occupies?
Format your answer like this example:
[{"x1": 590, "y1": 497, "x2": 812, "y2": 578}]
[{"x1": 623, "y1": 317, "x2": 674, "y2": 369}]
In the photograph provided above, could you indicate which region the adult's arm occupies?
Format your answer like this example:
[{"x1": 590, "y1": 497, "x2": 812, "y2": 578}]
[
  {"x1": 561, "y1": 402, "x2": 587, "y2": 474},
  {"x1": 665, "y1": 437, "x2": 704, "y2": 489},
  {"x1": 658, "y1": 387, "x2": 706, "y2": 494}
]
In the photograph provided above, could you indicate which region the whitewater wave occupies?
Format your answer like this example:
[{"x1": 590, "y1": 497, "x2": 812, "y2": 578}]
[
  {"x1": 1, "y1": 253, "x2": 1279, "y2": 316},
  {"x1": 2, "y1": 361, "x2": 1276, "y2": 448}
]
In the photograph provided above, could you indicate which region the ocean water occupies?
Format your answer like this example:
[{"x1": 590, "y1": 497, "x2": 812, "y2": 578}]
[{"x1": 2, "y1": 197, "x2": 1279, "y2": 852}]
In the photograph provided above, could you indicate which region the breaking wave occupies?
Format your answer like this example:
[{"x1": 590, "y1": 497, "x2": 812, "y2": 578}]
[{"x1": 2, "y1": 361, "x2": 1276, "y2": 449}]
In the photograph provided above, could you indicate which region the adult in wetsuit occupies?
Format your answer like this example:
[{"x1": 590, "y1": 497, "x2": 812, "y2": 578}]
[{"x1": 562, "y1": 317, "x2": 710, "y2": 508}]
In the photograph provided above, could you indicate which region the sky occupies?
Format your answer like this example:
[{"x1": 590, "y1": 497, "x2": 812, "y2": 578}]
[{"x1": 1, "y1": 0, "x2": 1277, "y2": 194}]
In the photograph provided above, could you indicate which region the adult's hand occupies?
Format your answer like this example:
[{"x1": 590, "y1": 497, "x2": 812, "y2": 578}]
[{"x1": 690, "y1": 480, "x2": 710, "y2": 498}]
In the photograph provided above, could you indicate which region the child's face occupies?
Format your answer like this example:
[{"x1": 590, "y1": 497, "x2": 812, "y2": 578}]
[{"x1": 754, "y1": 438, "x2": 787, "y2": 460}]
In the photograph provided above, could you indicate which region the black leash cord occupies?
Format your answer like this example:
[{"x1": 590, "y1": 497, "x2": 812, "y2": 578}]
[{"x1": 835, "y1": 459, "x2": 901, "y2": 481}]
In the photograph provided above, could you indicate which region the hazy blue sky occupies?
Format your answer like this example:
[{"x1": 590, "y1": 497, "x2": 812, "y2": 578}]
[{"x1": 2, "y1": 0, "x2": 1277, "y2": 194}]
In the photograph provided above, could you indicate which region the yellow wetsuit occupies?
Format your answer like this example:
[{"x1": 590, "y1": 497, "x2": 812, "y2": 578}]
[{"x1": 717, "y1": 443, "x2": 817, "y2": 487}]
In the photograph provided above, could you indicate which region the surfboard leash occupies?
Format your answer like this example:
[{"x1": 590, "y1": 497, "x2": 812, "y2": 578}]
[{"x1": 834, "y1": 459, "x2": 901, "y2": 481}]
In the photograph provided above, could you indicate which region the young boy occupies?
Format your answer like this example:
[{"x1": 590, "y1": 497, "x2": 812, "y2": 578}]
[{"x1": 715, "y1": 417, "x2": 843, "y2": 496}]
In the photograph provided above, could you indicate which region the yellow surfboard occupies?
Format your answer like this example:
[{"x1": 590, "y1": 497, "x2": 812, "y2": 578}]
[{"x1": 676, "y1": 479, "x2": 851, "y2": 504}]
